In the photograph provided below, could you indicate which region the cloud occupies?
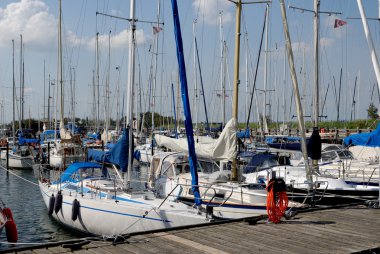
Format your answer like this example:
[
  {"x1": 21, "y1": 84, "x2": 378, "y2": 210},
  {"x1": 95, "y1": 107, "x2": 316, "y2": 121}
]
[
  {"x1": 84, "y1": 28, "x2": 146, "y2": 51},
  {"x1": 192, "y1": 0, "x2": 233, "y2": 26},
  {"x1": 0, "y1": 0, "x2": 147, "y2": 52},
  {"x1": 0, "y1": 0, "x2": 56, "y2": 51}
]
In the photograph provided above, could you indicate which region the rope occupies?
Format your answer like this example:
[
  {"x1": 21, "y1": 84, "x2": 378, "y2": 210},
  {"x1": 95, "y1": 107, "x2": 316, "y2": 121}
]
[
  {"x1": 266, "y1": 178, "x2": 288, "y2": 224},
  {"x1": 0, "y1": 165, "x2": 39, "y2": 187}
]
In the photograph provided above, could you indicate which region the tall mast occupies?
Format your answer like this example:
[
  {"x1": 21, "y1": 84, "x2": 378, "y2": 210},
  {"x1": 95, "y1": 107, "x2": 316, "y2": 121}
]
[
  {"x1": 19, "y1": 35, "x2": 23, "y2": 132},
  {"x1": 105, "y1": 30, "x2": 111, "y2": 143},
  {"x1": 43, "y1": 60, "x2": 46, "y2": 122},
  {"x1": 313, "y1": 0, "x2": 320, "y2": 127},
  {"x1": 58, "y1": 0, "x2": 63, "y2": 128},
  {"x1": 279, "y1": 0, "x2": 312, "y2": 185},
  {"x1": 126, "y1": 0, "x2": 136, "y2": 182},
  {"x1": 245, "y1": 33, "x2": 248, "y2": 123},
  {"x1": 262, "y1": 4, "x2": 269, "y2": 134},
  {"x1": 116, "y1": 66, "x2": 120, "y2": 132},
  {"x1": 151, "y1": 0, "x2": 161, "y2": 138},
  {"x1": 357, "y1": 0, "x2": 380, "y2": 207},
  {"x1": 12, "y1": 40, "x2": 15, "y2": 143},
  {"x1": 220, "y1": 11, "x2": 226, "y2": 127},
  {"x1": 96, "y1": 32, "x2": 100, "y2": 132},
  {"x1": 193, "y1": 20, "x2": 198, "y2": 131},
  {"x1": 231, "y1": 0, "x2": 242, "y2": 181}
]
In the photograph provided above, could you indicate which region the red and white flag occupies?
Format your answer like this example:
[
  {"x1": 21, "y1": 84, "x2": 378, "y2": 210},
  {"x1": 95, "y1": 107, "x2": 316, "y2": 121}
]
[
  {"x1": 334, "y1": 19, "x2": 347, "y2": 28},
  {"x1": 153, "y1": 26, "x2": 163, "y2": 35}
]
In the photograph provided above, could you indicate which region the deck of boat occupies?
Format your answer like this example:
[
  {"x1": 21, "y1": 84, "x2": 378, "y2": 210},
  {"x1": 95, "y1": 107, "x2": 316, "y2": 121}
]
[{"x1": 2, "y1": 204, "x2": 379, "y2": 254}]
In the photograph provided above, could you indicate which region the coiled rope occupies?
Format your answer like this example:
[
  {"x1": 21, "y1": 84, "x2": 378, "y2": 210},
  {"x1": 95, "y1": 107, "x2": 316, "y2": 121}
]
[{"x1": 266, "y1": 178, "x2": 288, "y2": 223}]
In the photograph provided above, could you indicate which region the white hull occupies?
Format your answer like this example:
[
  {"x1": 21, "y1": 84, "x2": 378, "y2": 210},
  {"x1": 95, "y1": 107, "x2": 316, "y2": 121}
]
[
  {"x1": 1, "y1": 150, "x2": 34, "y2": 169},
  {"x1": 49, "y1": 153, "x2": 84, "y2": 168},
  {"x1": 0, "y1": 210, "x2": 6, "y2": 235},
  {"x1": 39, "y1": 182, "x2": 210, "y2": 236}
]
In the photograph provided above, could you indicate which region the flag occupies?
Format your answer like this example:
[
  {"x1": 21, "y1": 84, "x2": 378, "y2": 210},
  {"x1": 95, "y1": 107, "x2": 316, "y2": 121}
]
[
  {"x1": 153, "y1": 26, "x2": 163, "y2": 35},
  {"x1": 334, "y1": 19, "x2": 347, "y2": 28}
]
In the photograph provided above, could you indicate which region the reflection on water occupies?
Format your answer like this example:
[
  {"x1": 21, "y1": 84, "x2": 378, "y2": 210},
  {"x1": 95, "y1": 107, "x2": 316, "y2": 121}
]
[{"x1": 0, "y1": 162, "x2": 78, "y2": 250}]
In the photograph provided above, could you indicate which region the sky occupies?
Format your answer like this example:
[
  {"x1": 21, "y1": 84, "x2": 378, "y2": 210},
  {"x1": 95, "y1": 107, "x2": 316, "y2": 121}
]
[{"x1": 0, "y1": 0, "x2": 380, "y2": 128}]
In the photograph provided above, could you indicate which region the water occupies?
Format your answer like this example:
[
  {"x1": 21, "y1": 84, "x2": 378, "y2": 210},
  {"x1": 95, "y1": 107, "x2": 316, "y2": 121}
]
[{"x1": 0, "y1": 163, "x2": 79, "y2": 251}]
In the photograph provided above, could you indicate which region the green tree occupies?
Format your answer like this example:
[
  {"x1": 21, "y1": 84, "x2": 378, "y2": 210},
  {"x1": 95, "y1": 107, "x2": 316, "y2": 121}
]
[{"x1": 367, "y1": 103, "x2": 378, "y2": 119}]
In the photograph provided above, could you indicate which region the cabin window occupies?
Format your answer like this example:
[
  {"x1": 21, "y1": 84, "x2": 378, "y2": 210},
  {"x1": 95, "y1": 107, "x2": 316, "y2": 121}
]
[{"x1": 321, "y1": 151, "x2": 337, "y2": 161}]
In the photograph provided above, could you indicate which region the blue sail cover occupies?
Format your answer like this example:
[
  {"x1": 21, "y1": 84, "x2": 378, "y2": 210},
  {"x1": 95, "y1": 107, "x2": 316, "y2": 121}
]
[
  {"x1": 171, "y1": 0, "x2": 201, "y2": 206},
  {"x1": 343, "y1": 123, "x2": 380, "y2": 147},
  {"x1": 57, "y1": 162, "x2": 103, "y2": 183},
  {"x1": 87, "y1": 128, "x2": 130, "y2": 172},
  {"x1": 237, "y1": 128, "x2": 250, "y2": 139}
]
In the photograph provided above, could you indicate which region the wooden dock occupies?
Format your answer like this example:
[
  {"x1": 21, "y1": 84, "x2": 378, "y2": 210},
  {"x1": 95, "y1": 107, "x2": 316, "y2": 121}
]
[{"x1": 2, "y1": 205, "x2": 379, "y2": 254}]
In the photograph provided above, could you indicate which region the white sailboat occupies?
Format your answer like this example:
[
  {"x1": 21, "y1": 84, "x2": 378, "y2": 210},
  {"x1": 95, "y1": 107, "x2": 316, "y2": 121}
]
[
  {"x1": 1, "y1": 39, "x2": 34, "y2": 169},
  {"x1": 38, "y1": 0, "x2": 212, "y2": 237},
  {"x1": 48, "y1": 0, "x2": 83, "y2": 169}
]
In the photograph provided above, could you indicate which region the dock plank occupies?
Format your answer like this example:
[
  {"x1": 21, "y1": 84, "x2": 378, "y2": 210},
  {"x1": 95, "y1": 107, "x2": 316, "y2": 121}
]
[{"x1": 2, "y1": 205, "x2": 379, "y2": 254}]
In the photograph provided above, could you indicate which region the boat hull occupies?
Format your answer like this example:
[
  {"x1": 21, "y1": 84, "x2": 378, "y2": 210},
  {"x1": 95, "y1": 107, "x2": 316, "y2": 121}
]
[{"x1": 39, "y1": 182, "x2": 210, "y2": 236}]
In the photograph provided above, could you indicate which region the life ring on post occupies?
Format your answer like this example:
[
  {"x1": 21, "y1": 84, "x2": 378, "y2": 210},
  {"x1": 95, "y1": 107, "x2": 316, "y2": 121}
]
[
  {"x1": 266, "y1": 178, "x2": 288, "y2": 224},
  {"x1": 3, "y1": 208, "x2": 18, "y2": 243}
]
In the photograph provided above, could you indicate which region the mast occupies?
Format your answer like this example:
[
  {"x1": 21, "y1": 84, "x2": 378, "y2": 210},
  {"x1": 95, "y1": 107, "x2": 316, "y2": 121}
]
[
  {"x1": 126, "y1": 0, "x2": 136, "y2": 183},
  {"x1": 313, "y1": 0, "x2": 320, "y2": 127},
  {"x1": 58, "y1": 0, "x2": 64, "y2": 130},
  {"x1": 43, "y1": 60, "x2": 46, "y2": 122},
  {"x1": 105, "y1": 30, "x2": 111, "y2": 143},
  {"x1": 230, "y1": 0, "x2": 242, "y2": 181},
  {"x1": 96, "y1": 32, "x2": 100, "y2": 132},
  {"x1": 245, "y1": 33, "x2": 248, "y2": 123},
  {"x1": 171, "y1": 0, "x2": 201, "y2": 206},
  {"x1": 151, "y1": 0, "x2": 161, "y2": 141},
  {"x1": 116, "y1": 66, "x2": 120, "y2": 132},
  {"x1": 193, "y1": 20, "x2": 198, "y2": 131},
  {"x1": 12, "y1": 40, "x2": 15, "y2": 144},
  {"x1": 279, "y1": 0, "x2": 312, "y2": 186},
  {"x1": 357, "y1": 0, "x2": 380, "y2": 204},
  {"x1": 19, "y1": 34, "x2": 23, "y2": 131},
  {"x1": 220, "y1": 11, "x2": 226, "y2": 127},
  {"x1": 262, "y1": 4, "x2": 269, "y2": 134}
]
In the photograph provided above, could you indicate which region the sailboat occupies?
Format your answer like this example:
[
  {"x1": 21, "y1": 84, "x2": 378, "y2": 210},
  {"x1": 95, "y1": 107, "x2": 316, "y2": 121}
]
[
  {"x1": 48, "y1": 0, "x2": 84, "y2": 169},
  {"x1": 0, "y1": 39, "x2": 34, "y2": 169},
  {"x1": 38, "y1": 0, "x2": 213, "y2": 237},
  {"x1": 244, "y1": 0, "x2": 379, "y2": 205}
]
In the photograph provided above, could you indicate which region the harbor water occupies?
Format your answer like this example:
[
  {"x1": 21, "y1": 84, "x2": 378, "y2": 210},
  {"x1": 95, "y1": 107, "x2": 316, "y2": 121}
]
[{"x1": 0, "y1": 163, "x2": 78, "y2": 251}]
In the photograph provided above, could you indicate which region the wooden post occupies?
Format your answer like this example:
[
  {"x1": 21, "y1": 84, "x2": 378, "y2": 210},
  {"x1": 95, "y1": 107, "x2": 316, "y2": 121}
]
[
  {"x1": 47, "y1": 142, "x2": 50, "y2": 165},
  {"x1": 6, "y1": 141, "x2": 9, "y2": 172}
]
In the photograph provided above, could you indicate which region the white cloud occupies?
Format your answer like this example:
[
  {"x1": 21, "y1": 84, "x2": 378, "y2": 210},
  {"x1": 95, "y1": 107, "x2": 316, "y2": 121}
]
[
  {"x1": 0, "y1": 0, "x2": 147, "y2": 52},
  {"x1": 84, "y1": 28, "x2": 146, "y2": 51},
  {"x1": 0, "y1": 0, "x2": 56, "y2": 51},
  {"x1": 192, "y1": 0, "x2": 233, "y2": 26}
]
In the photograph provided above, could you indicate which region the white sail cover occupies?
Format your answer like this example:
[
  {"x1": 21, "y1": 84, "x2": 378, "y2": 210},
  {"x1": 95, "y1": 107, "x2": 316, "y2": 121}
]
[
  {"x1": 59, "y1": 121, "x2": 72, "y2": 140},
  {"x1": 155, "y1": 118, "x2": 237, "y2": 161}
]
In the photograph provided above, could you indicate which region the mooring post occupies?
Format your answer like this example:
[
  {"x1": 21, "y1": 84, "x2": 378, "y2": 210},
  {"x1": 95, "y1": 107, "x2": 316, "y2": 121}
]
[
  {"x1": 47, "y1": 142, "x2": 50, "y2": 165},
  {"x1": 6, "y1": 141, "x2": 9, "y2": 172}
]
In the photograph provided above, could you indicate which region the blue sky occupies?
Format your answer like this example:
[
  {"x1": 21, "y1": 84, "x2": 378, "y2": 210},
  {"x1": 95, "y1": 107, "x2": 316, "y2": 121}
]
[{"x1": 0, "y1": 0, "x2": 379, "y2": 127}]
